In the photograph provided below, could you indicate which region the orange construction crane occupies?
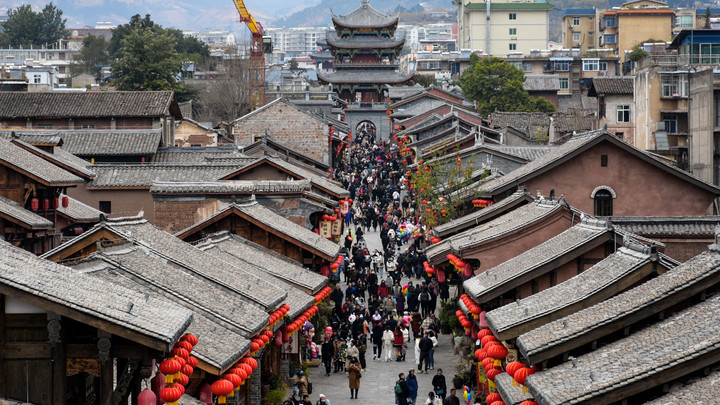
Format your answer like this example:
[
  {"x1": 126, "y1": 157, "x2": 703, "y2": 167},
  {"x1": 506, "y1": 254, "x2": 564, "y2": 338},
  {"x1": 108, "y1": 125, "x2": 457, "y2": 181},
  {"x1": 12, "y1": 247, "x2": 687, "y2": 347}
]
[{"x1": 232, "y1": 0, "x2": 272, "y2": 111}]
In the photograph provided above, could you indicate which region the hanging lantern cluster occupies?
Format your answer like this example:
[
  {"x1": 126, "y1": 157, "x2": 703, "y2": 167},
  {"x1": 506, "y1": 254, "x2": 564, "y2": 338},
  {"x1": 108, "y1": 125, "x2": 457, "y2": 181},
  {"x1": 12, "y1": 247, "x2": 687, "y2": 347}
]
[
  {"x1": 330, "y1": 255, "x2": 344, "y2": 271},
  {"x1": 321, "y1": 214, "x2": 337, "y2": 222},
  {"x1": 447, "y1": 254, "x2": 474, "y2": 278},
  {"x1": 455, "y1": 310, "x2": 473, "y2": 332},
  {"x1": 283, "y1": 305, "x2": 319, "y2": 337},
  {"x1": 430, "y1": 236, "x2": 441, "y2": 244},
  {"x1": 158, "y1": 333, "x2": 199, "y2": 405},
  {"x1": 512, "y1": 366, "x2": 536, "y2": 394},
  {"x1": 423, "y1": 261, "x2": 436, "y2": 277},
  {"x1": 314, "y1": 286, "x2": 332, "y2": 302},
  {"x1": 269, "y1": 304, "x2": 289, "y2": 328},
  {"x1": 472, "y1": 199, "x2": 494, "y2": 208},
  {"x1": 400, "y1": 147, "x2": 412, "y2": 157},
  {"x1": 250, "y1": 329, "x2": 275, "y2": 356},
  {"x1": 460, "y1": 294, "x2": 482, "y2": 319}
]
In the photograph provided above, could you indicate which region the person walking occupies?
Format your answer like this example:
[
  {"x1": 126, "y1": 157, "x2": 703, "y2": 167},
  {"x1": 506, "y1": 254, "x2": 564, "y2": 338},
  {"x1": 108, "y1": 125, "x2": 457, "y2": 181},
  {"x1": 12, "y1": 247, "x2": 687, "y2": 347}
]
[
  {"x1": 432, "y1": 369, "x2": 447, "y2": 400},
  {"x1": 428, "y1": 330, "x2": 438, "y2": 370},
  {"x1": 394, "y1": 373, "x2": 411, "y2": 405},
  {"x1": 442, "y1": 389, "x2": 460, "y2": 405},
  {"x1": 345, "y1": 340, "x2": 359, "y2": 372},
  {"x1": 372, "y1": 321, "x2": 383, "y2": 360},
  {"x1": 321, "y1": 338, "x2": 334, "y2": 376},
  {"x1": 406, "y1": 369, "x2": 418, "y2": 405},
  {"x1": 393, "y1": 325, "x2": 404, "y2": 361},
  {"x1": 347, "y1": 356, "x2": 362, "y2": 399},
  {"x1": 296, "y1": 372, "x2": 309, "y2": 398},
  {"x1": 382, "y1": 326, "x2": 395, "y2": 361},
  {"x1": 418, "y1": 331, "x2": 433, "y2": 373},
  {"x1": 425, "y1": 392, "x2": 442, "y2": 405}
]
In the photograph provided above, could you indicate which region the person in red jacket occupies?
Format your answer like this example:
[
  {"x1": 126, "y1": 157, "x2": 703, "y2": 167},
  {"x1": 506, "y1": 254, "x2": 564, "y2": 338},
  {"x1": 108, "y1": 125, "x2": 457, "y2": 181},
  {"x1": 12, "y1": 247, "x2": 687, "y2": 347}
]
[
  {"x1": 378, "y1": 280, "x2": 389, "y2": 298},
  {"x1": 393, "y1": 326, "x2": 404, "y2": 361}
]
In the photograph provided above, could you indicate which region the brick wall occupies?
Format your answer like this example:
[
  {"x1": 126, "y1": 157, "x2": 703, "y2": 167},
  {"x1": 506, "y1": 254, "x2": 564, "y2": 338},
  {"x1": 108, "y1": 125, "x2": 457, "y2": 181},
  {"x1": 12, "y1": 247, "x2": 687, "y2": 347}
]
[
  {"x1": 233, "y1": 101, "x2": 330, "y2": 165},
  {"x1": 154, "y1": 199, "x2": 215, "y2": 233}
]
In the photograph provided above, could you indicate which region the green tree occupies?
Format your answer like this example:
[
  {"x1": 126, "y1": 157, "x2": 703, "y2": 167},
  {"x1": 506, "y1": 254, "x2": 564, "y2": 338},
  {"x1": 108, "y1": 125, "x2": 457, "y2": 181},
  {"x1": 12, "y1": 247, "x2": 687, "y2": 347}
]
[
  {"x1": 288, "y1": 59, "x2": 299, "y2": 71},
  {"x1": 705, "y1": 7, "x2": 712, "y2": 29},
  {"x1": 111, "y1": 28, "x2": 183, "y2": 92},
  {"x1": 108, "y1": 14, "x2": 157, "y2": 57},
  {"x1": 0, "y1": 3, "x2": 66, "y2": 47},
  {"x1": 458, "y1": 56, "x2": 555, "y2": 116},
  {"x1": 70, "y1": 35, "x2": 110, "y2": 80}
]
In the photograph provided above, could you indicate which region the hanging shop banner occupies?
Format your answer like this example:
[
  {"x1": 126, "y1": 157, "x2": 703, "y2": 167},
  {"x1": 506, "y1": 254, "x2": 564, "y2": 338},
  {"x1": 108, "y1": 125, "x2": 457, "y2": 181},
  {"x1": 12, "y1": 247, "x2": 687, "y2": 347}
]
[
  {"x1": 319, "y1": 220, "x2": 332, "y2": 239},
  {"x1": 331, "y1": 219, "x2": 343, "y2": 236}
]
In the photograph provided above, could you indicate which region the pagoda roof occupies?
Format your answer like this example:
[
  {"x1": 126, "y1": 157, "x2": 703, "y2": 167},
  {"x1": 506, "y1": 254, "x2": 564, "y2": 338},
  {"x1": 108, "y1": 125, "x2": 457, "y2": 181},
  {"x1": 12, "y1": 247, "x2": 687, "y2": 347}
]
[
  {"x1": 331, "y1": 0, "x2": 400, "y2": 29},
  {"x1": 318, "y1": 70, "x2": 413, "y2": 85},
  {"x1": 327, "y1": 32, "x2": 405, "y2": 49}
]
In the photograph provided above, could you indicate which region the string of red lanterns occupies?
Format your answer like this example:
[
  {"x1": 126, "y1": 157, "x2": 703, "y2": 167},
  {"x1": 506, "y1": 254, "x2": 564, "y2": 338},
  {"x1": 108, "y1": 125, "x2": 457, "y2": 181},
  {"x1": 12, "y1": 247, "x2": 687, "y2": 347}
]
[
  {"x1": 472, "y1": 199, "x2": 494, "y2": 208},
  {"x1": 151, "y1": 333, "x2": 198, "y2": 405}
]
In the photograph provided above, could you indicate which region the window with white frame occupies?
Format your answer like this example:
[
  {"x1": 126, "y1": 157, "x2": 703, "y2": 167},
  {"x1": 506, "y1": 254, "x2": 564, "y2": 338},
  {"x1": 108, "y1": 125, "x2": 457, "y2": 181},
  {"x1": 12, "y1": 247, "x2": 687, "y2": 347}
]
[
  {"x1": 583, "y1": 59, "x2": 599, "y2": 71},
  {"x1": 573, "y1": 32, "x2": 581, "y2": 41},
  {"x1": 559, "y1": 78, "x2": 569, "y2": 89},
  {"x1": 617, "y1": 105, "x2": 630, "y2": 122},
  {"x1": 573, "y1": 17, "x2": 580, "y2": 25},
  {"x1": 663, "y1": 114, "x2": 678, "y2": 133},
  {"x1": 509, "y1": 28, "x2": 517, "y2": 35},
  {"x1": 509, "y1": 13, "x2": 517, "y2": 20},
  {"x1": 509, "y1": 43, "x2": 517, "y2": 51},
  {"x1": 522, "y1": 61, "x2": 532, "y2": 72},
  {"x1": 599, "y1": 61, "x2": 607, "y2": 71},
  {"x1": 661, "y1": 74, "x2": 688, "y2": 98},
  {"x1": 554, "y1": 61, "x2": 570, "y2": 71},
  {"x1": 33, "y1": 75, "x2": 41, "y2": 84}
]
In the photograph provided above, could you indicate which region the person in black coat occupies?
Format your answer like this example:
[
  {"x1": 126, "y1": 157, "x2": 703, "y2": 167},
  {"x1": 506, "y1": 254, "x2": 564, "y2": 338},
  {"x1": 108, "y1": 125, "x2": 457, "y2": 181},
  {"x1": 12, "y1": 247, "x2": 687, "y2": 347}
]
[
  {"x1": 321, "y1": 338, "x2": 335, "y2": 376},
  {"x1": 371, "y1": 322, "x2": 384, "y2": 360},
  {"x1": 395, "y1": 373, "x2": 411, "y2": 405},
  {"x1": 331, "y1": 286, "x2": 344, "y2": 316},
  {"x1": 432, "y1": 368, "x2": 447, "y2": 400}
]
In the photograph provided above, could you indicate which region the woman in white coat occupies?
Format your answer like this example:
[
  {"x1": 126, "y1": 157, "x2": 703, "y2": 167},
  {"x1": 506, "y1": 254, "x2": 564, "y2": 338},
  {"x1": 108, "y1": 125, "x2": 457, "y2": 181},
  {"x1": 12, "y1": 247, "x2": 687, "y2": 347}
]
[{"x1": 381, "y1": 325, "x2": 395, "y2": 361}]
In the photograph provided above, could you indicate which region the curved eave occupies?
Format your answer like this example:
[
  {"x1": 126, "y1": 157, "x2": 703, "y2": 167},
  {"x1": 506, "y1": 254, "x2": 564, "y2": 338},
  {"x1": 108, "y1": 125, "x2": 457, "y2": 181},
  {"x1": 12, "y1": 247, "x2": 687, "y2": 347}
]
[
  {"x1": 318, "y1": 73, "x2": 414, "y2": 85},
  {"x1": 331, "y1": 16, "x2": 400, "y2": 30},
  {"x1": 327, "y1": 39, "x2": 405, "y2": 51}
]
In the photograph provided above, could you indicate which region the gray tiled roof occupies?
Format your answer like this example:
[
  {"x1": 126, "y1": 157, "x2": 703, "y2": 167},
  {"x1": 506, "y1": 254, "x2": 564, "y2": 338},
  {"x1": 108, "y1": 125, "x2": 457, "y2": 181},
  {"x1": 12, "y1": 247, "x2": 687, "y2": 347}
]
[
  {"x1": 87, "y1": 164, "x2": 240, "y2": 188},
  {"x1": 198, "y1": 239, "x2": 316, "y2": 320},
  {"x1": 490, "y1": 112, "x2": 550, "y2": 132},
  {"x1": 486, "y1": 239, "x2": 660, "y2": 339},
  {"x1": 260, "y1": 156, "x2": 349, "y2": 197},
  {"x1": 464, "y1": 218, "x2": 612, "y2": 304},
  {"x1": 177, "y1": 200, "x2": 341, "y2": 259},
  {"x1": 525, "y1": 293, "x2": 720, "y2": 405},
  {"x1": 517, "y1": 247, "x2": 720, "y2": 365},
  {"x1": 84, "y1": 246, "x2": 270, "y2": 336},
  {"x1": 0, "y1": 91, "x2": 176, "y2": 118},
  {"x1": 74, "y1": 256, "x2": 249, "y2": 372},
  {"x1": 643, "y1": 370, "x2": 720, "y2": 405},
  {"x1": 149, "y1": 147, "x2": 247, "y2": 163},
  {"x1": 150, "y1": 180, "x2": 312, "y2": 195},
  {"x1": 0, "y1": 138, "x2": 84, "y2": 185},
  {"x1": 0, "y1": 130, "x2": 62, "y2": 145},
  {"x1": 524, "y1": 75, "x2": 561, "y2": 91},
  {"x1": 485, "y1": 145, "x2": 553, "y2": 161},
  {"x1": 0, "y1": 195, "x2": 54, "y2": 228},
  {"x1": 105, "y1": 217, "x2": 287, "y2": 312},
  {"x1": 9, "y1": 139, "x2": 95, "y2": 179},
  {"x1": 612, "y1": 216, "x2": 720, "y2": 236},
  {"x1": 388, "y1": 85, "x2": 425, "y2": 99},
  {"x1": 201, "y1": 231, "x2": 328, "y2": 293},
  {"x1": 318, "y1": 70, "x2": 413, "y2": 84},
  {"x1": 327, "y1": 32, "x2": 405, "y2": 48},
  {"x1": 426, "y1": 198, "x2": 568, "y2": 263},
  {"x1": 0, "y1": 240, "x2": 191, "y2": 348},
  {"x1": 476, "y1": 130, "x2": 720, "y2": 197},
  {"x1": 434, "y1": 190, "x2": 535, "y2": 237},
  {"x1": 331, "y1": 1, "x2": 399, "y2": 28},
  {"x1": 589, "y1": 76, "x2": 634, "y2": 96},
  {"x1": 55, "y1": 194, "x2": 102, "y2": 222},
  {"x1": 496, "y1": 373, "x2": 534, "y2": 405},
  {"x1": 60, "y1": 130, "x2": 162, "y2": 156},
  {"x1": 551, "y1": 114, "x2": 594, "y2": 133}
]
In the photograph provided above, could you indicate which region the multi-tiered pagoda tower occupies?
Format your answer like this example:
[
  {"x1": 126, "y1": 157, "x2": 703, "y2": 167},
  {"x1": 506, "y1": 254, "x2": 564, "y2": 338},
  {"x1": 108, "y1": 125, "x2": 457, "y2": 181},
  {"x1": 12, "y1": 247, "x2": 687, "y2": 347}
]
[{"x1": 318, "y1": 0, "x2": 413, "y2": 103}]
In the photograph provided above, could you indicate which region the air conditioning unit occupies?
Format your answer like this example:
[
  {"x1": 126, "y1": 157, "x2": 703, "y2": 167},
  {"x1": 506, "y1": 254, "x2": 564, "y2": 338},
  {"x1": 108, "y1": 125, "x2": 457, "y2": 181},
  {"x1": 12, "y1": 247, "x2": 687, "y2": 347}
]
[{"x1": 657, "y1": 121, "x2": 665, "y2": 130}]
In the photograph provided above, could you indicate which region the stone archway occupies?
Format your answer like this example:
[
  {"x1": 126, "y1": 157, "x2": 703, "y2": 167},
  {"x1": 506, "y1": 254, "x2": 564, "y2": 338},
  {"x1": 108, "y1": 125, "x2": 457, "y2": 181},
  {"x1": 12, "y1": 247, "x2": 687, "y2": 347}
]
[{"x1": 356, "y1": 121, "x2": 377, "y2": 139}]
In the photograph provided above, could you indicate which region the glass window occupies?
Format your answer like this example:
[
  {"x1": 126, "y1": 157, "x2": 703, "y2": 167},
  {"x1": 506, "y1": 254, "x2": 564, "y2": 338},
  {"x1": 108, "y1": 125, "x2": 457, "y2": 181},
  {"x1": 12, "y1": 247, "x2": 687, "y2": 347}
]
[
  {"x1": 661, "y1": 75, "x2": 688, "y2": 97},
  {"x1": 509, "y1": 13, "x2": 517, "y2": 20},
  {"x1": 594, "y1": 189, "x2": 613, "y2": 216},
  {"x1": 583, "y1": 59, "x2": 599, "y2": 71},
  {"x1": 560, "y1": 78, "x2": 569, "y2": 89},
  {"x1": 554, "y1": 61, "x2": 569, "y2": 71},
  {"x1": 509, "y1": 28, "x2": 517, "y2": 35},
  {"x1": 573, "y1": 32, "x2": 581, "y2": 41},
  {"x1": 33, "y1": 74, "x2": 41, "y2": 84},
  {"x1": 617, "y1": 105, "x2": 630, "y2": 122},
  {"x1": 81, "y1": 124, "x2": 95, "y2": 129},
  {"x1": 522, "y1": 61, "x2": 532, "y2": 72},
  {"x1": 509, "y1": 61, "x2": 521, "y2": 69},
  {"x1": 573, "y1": 17, "x2": 580, "y2": 25},
  {"x1": 663, "y1": 114, "x2": 678, "y2": 133},
  {"x1": 509, "y1": 43, "x2": 517, "y2": 51},
  {"x1": 604, "y1": 34, "x2": 616, "y2": 44},
  {"x1": 599, "y1": 61, "x2": 607, "y2": 71},
  {"x1": 605, "y1": 17, "x2": 616, "y2": 27}
]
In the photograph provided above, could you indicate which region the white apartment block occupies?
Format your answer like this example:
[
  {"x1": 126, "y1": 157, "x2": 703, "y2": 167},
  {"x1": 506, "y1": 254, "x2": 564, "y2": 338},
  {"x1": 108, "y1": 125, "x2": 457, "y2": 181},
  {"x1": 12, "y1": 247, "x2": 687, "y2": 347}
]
[
  {"x1": 457, "y1": 0, "x2": 553, "y2": 56},
  {"x1": 265, "y1": 27, "x2": 329, "y2": 60},
  {"x1": 0, "y1": 40, "x2": 78, "y2": 85}
]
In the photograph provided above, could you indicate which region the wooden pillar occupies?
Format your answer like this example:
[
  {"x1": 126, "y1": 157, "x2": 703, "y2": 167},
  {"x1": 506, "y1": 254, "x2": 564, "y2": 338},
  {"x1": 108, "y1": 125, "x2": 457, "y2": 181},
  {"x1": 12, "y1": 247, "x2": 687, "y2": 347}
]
[
  {"x1": 0, "y1": 294, "x2": 5, "y2": 398},
  {"x1": 49, "y1": 313, "x2": 66, "y2": 405},
  {"x1": 98, "y1": 331, "x2": 113, "y2": 405}
]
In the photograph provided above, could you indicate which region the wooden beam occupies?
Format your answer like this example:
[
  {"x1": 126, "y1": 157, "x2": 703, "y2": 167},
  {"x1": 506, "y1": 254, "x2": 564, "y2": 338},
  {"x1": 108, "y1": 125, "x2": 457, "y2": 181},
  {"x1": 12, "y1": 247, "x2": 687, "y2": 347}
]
[
  {"x1": 99, "y1": 331, "x2": 113, "y2": 405},
  {"x1": 0, "y1": 295, "x2": 5, "y2": 398},
  {"x1": 49, "y1": 313, "x2": 66, "y2": 405}
]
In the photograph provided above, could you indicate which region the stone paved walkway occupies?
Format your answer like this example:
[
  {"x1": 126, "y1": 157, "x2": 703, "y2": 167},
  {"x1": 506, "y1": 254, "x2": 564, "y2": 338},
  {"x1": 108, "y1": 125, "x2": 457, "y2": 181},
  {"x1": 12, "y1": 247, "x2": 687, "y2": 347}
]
[{"x1": 306, "y1": 227, "x2": 460, "y2": 405}]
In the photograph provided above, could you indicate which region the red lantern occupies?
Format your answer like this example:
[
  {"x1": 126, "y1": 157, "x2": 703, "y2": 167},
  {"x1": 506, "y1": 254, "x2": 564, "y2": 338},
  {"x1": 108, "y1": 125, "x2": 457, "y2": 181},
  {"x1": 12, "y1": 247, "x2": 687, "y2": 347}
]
[
  {"x1": 62, "y1": 196, "x2": 69, "y2": 208},
  {"x1": 519, "y1": 401, "x2": 539, "y2": 405},
  {"x1": 251, "y1": 341, "x2": 260, "y2": 351},
  {"x1": 229, "y1": 366, "x2": 247, "y2": 381},
  {"x1": 159, "y1": 358, "x2": 182, "y2": 383},
  {"x1": 175, "y1": 340, "x2": 193, "y2": 353},
  {"x1": 486, "y1": 368, "x2": 503, "y2": 382},
  {"x1": 475, "y1": 348, "x2": 487, "y2": 361},
  {"x1": 181, "y1": 364, "x2": 193, "y2": 376},
  {"x1": 52, "y1": 197, "x2": 59, "y2": 209},
  {"x1": 224, "y1": 372, "x2": 243, "y2": 391},
  {"x1": 138, "y1": 388, "x2": 156, "y2": 405},
  {"x1": 487, "y1": 344, "x2": 508, "y2": 367},
  {"x1": 239, "y1": 363, "x2": 253, "y2": 376},
  {"x1": 160, "y1": 383, "x2": 183, "y2": 405},
  {"x1": 486, "y1": 393, "x2": 502, "y2": 403},
  {"x1": 171, "y1": 347, "x2": 189, "y2": 361},
  {"x1": 514, "y1": 367, "x2": 534, "y2": 385},
  {"x1": 481, "y1": 335, "x2": 498, "y2": 347},
  {"x1": 211, "y1": 379, "x2": 235, "y2": 404},
  {"x1": 490, "y1": 401, "x2": 506, "y2": 405},
  {"x1": 260, "y1": 334, "x2": 269, "y2": 343},
  {"x1": 176, "y1": 373, "x2": 189, "y2": 386},
  {"x1": 187, "y1": 356, "x2": 198, "y2": 368},
  {"x1": 505, "y1": 361, "x2": 525, "y2": 379},
  {"x1": 244, "y1": 357, "x2": 258, "y2": 369},
  {"x1": 31, "y1": 198, "x2": 39, "y2": 211},
  {"x1": 462, "y1": 263, "x2": 473, "y2": 278},
  {"x1": 478, "y1": 329, "x2": 493, "y2": 339}
]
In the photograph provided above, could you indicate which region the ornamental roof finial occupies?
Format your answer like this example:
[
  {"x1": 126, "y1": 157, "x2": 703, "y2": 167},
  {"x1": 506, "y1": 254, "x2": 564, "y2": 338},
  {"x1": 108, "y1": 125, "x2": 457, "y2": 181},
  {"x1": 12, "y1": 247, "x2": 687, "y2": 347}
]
[{"x1": 361, "y1": 0, "x2": 370, "y2": 6}]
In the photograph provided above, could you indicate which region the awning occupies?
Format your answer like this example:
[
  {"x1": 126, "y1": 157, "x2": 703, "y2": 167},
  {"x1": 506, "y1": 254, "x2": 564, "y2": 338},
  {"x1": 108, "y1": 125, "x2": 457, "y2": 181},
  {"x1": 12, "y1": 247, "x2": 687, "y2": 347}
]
[{"x1": 549, "y1": 57, "x2": 573, "y2": 61}]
